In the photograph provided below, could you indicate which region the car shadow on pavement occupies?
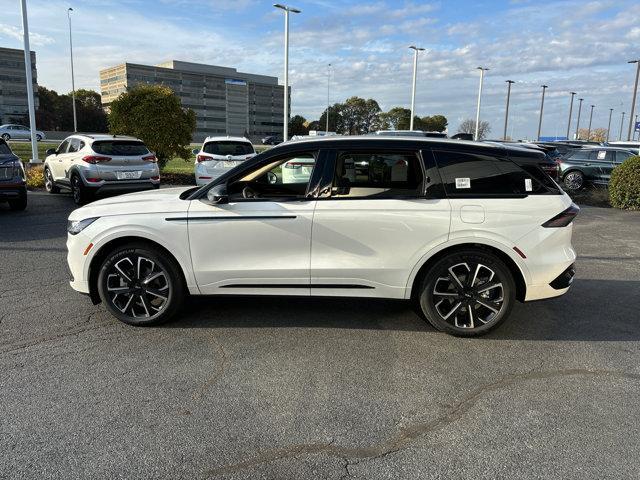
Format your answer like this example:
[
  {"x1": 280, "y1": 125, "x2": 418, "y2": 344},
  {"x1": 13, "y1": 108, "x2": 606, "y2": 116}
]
[{"x1": 166, "y1": 279, "x2": 640, "y2": 342}]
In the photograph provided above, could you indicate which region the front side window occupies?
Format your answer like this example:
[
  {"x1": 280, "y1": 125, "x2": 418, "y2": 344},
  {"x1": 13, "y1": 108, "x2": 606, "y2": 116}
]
[
  {"x1": 57, "y1": 140, "x2": 70, "y2": 154},
  {"x1": 227, "y1": 152, "x2": 317, "y2": 200},
  {"x1": 433, "y1": 150, "x2": 545, "y2": 196},
  {"x1": 203, "y1": 141, "x2": 254, "y2": 156},
  {"x1": 68, "y1": 139, "x2": 81, "y2": 153},
  {"x1": 567, "y1": 150, "x2": 591, "y2": 161},
  {"x1": 331, "y1": 151, "x2": 423, "y2": 198}
]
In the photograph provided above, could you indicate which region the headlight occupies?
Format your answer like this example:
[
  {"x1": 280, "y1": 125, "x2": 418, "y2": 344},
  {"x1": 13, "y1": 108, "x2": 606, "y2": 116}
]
[{"x1": 67, "y1": 217, "x2": 99, "y2": 235}]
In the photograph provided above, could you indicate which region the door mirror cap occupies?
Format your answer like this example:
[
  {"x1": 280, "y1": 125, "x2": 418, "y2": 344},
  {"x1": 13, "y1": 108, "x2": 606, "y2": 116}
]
[
  {"x1": 207, "y1": 184, "x2": 228, "y2": 204},
  {"x1": 46, "y1": 148, "x2": 56, "y2": 156}
]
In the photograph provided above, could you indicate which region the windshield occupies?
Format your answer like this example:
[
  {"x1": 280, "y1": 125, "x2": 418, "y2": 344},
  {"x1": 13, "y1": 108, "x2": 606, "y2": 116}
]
[
  {"x1": 203, "y1": 141, "x2": 254, "y2": 156},
  {"x1": 92, "y1": 140, "x2": 149, "y2": 156}
]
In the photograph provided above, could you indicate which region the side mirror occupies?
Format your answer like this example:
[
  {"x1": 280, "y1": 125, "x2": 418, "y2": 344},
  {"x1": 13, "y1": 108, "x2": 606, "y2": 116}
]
[
  {"x1": 192, "y1": 148, "x2": 200, "y2": 155},
  {"x1": 46, "y1": 148, "x2": 56, "y2": 156},
  {"x1": 207, "y1": 184, "x2": 228, "y2": 204}
]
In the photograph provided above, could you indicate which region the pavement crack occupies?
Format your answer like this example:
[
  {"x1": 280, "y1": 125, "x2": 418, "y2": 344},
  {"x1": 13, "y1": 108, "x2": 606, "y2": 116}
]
[{"x1": 204, "y1": 368, "x2": 640, "y2": 477}]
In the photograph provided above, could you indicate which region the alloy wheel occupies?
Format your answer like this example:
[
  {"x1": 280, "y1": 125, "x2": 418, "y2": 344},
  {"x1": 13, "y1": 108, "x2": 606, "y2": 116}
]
[
  {"x1": 105, "y1": 255, "x2": 170, "y2": 319},
  {"x1": 45, "y1": 169, "x2": 53, "y2": 192},
  {"x1": 564, "y1": 171, "x2": 583, "y2": 190},
  {"x1": 432, "y1": 262, "x2": 505, "y2": 329},
  {"x1": 72, "y1": 176, "x2": 81, "y2": 203}
]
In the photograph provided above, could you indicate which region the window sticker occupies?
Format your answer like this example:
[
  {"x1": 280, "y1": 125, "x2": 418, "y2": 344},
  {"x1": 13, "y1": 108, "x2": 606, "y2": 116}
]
[
  {"x1": 525, "y1": 178, "x2": 533, "y2": 192},
  {"x1": 455, "y1": 177, "x2": 471, "y2": 189},
  {"x1": 597, "y1": 150, "x2": 606, "y2": 160}
]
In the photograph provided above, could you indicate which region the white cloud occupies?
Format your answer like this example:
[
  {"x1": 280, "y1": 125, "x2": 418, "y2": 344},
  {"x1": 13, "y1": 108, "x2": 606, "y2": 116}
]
[{"x1": 0, "y1": 23, "x2": 54, "y2": 46}]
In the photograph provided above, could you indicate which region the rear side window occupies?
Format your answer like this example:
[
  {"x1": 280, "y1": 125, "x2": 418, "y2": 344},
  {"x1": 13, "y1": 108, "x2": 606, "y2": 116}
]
[
  {"x1": 331, "y1": 151, "x2": 423, "y2": 198},
  {"x1": 433, "y1": 149, "x2": 546, "y2": 196},
  {"x1": 92, "y1": 141, "x2": 149, "y2": 156},
  {"x1": 203, "y1": 141, "x2": 254, "y2": 156}
]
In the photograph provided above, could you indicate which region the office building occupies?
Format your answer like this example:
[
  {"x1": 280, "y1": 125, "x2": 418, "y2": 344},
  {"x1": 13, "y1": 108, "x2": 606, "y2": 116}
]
[{"x1": 0, "y1": 47, "x2": 39, "y2": 124}]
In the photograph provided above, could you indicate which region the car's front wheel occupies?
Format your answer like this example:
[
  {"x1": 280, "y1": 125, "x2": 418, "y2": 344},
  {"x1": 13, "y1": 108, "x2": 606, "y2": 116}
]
[
  {"x1": 419, "y1": 250, "x2": 515, "y2": 336},
  {"x1": 44, "y1": 167, "x2": 60, "y2": 193},
  {"x1": 1, "y1": 133, "x2": 10, "y2": 141},
  {"x1": 97, "y1": 244, "x2": 185, "y2": 326},
  {"x1": 563, "y1": 170, "x2": 585, "y2": 191}
]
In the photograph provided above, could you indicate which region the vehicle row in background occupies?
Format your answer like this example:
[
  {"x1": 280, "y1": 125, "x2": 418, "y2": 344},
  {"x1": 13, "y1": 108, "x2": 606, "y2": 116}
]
[
  {"x1": 0, "y1": 124, "x2": 46, "y2": 142},
  {"x1": 44, "y1": 134, "x2": 159, "y2": 206},
  {"x1": 0, "y1": 138, "x2": 27, "y2": 210}
]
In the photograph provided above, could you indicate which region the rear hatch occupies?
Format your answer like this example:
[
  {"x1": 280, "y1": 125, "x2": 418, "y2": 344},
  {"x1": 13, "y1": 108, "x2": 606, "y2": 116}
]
[
  {"x1": 197, "y1": 140, "x2": 255, "y2": 175},
  {"x1": 91, "y1": 140, "x2": 157, "y2": 181}
]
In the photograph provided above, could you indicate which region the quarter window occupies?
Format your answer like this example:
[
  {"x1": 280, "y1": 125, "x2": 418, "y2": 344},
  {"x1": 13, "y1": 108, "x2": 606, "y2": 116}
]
[
  {"x1": 433, "y1": 150, "x2": 542, "y2": 196},
  {"x1": 331, "y1": 151, "x2": 423, "y2": 198}
]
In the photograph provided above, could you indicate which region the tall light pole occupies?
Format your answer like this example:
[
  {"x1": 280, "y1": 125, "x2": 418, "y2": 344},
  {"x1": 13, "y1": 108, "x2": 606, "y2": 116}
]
[
  {"x1": 274, "y1": 3, "x2": 300, "y2": 142},
  {"x1": 586, "y1": 105, "x2": 595, "y2": 141},
  {"x1": 408, "y1": 46, "x2": 425, "y2": 131},
  {"x1": 619, "y1": 111, "x2": 625, "y2": 141},
  {"x1": 474, "y1": 66, "x2": 489, "y2": 140},
  {"x1": 537, "y1": 84, "x2": 548, "y2": 141},
  {"x1": 575, "y1": 98, "x2": 584, "y2": 140},
  {"x1": 635, "y1": 114, "x2": 639, "y2": 141},
  {"x1": 325, "y1": 63, "x2": 331, "y2": 133},
  {"x1": 628, "y1": 60, "x2": 640, "y2": 141},
  {"x1": 20, "y1": 0, "x2": 38, "y2": 163},
  {"x1": 606, "y1": 108, "x2": 613, "y2": 142},
  {"x1": 68, "y1": 7, "x2": 77, "y2": 132},
  {"x1": 566, "y1": 92, "x2": 576, "y2": 140},
  {"x1": 503, "y1": 80, "x2": 514, "y2": 140}
]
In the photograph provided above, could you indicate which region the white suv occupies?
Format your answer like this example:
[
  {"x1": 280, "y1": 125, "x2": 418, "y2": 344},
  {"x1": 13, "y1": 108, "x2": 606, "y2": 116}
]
[
  {"x1": 44, "y1": 134, "x2": 160, "y2": 205},
  {"x1": 66, "y1": 136, "x2": 577, "y2": 336},
  {"x1": 193, "y1": 136, "x2": 256, "y2": 186}
]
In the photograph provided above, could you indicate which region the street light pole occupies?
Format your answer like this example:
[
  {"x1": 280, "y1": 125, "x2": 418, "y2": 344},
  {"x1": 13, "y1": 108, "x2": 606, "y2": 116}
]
[
  {"x1": 20, "y1": 0, "x2": 38, "y2": 164},
  {"x1": 627, "y1": 60, "x2": 640, "y2": 141},
  {"x1": 68, "y1": 8, "x2": 77, "y2": 132},
  {"x1": 566, "y1": 92, "x2": 576, "y2": 139},
  {"x1": 606, "y1": 108, "x2": 613, "y2": 142},
  {"x1": 537, "y1": 84, "x2": 548, "y2": 141},
  {"x1": 587, "y1": 105, "x2": 595, "y2": 141},
  {"x1": 408, "y1": 46, "x2": 425, "y2": 131},
  {"x1": 325, "y1": 63, "x2": 331, "y2": 133},
  {"x1": 474, "y1": 66, "x2": 489, "y2": 141},
  {"x1": 503, "y1": 80, "x2": 514, "y2": 140},
  {"x1": 619, "y1": 112, "x2": 625, "y2": 141},
  {"x1": 575, "y1": 98, "x2": 583, "y2": 140},
  {"x1": 274, "y1": 4, "x2": 301, "y2": 142}
]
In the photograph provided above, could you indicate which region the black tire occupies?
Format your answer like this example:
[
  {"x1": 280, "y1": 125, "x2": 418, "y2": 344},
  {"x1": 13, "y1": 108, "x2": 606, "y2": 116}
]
[
  {"x1": 1, "y1": 133, "x2": 10, "y2": 141},
  {"x1": 71, "y1": 174, "x2": 94, "y2": 205},
  {"x1": 36, "y1": 134, "x2": 42, "y2": 142},
  {"x1": 44, "y1": 167, "x2": 60, "y2": 194},
  {"x1": 8, "y1": 191, "x2": 27, "y2": 211},
  {"x1": 418, "y1": 250, "x2": 515, "y2": 337},
  {"x1": 562, "y1": 170, "x2": 584, "y2": 191},
  {"x1": 97, "y1": 243, "x2": 185, "y2": 326}
]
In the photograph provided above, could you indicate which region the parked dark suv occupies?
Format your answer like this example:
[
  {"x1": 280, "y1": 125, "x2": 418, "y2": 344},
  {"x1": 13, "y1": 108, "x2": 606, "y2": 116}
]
[
  {"x1": 0, "y1": 139, "x2": 27, "y2": 211},
  {"x1": 558, "y1": 146, "x2": 636, "y2": 190}
]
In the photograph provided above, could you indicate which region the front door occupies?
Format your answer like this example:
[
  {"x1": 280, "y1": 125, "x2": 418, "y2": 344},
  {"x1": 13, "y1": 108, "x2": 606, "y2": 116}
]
[
  {"x1": 49, "y1": 139, "x2": 71, "y2": 182},
  {"x1": 188, "y1": 150, "x2": 322, "y2": 295},
  {"x1": 310, "y1": 148, "x2": 451, "y2": 299}
]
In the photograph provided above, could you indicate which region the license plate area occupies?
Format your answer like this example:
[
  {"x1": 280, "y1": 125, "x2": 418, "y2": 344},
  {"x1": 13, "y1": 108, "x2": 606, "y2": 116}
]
[{"x1": 116, "y1": 171, "x2": 142, "y2": 180}]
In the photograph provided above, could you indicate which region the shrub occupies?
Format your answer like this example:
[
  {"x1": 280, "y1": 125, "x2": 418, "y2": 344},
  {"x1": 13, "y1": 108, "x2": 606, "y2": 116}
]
[
  {"x1": 25, "y1": 164, "x2": 44, "y2": 190},
  {"x1": 609, "y1": 155, "x2": 640, "y2": 210}
]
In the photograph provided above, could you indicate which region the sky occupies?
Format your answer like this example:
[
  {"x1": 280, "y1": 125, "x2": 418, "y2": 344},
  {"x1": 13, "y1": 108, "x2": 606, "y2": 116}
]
[{"x1": 1, "y1": 0, "x2": 639, "y2": 140}]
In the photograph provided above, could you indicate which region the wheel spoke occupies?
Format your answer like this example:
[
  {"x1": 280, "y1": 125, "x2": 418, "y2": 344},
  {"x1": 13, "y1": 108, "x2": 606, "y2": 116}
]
[
  {"x1": 475, "y1": 298, "x2": 501, "y2": 313},
  {"x1": 441, "y1": 301, "x2": 462, "y2": 320},
  {"x1": 139, "y1": 295, "x2": 150, "y2": 317},
  {"x1": 476, "y1": 282, "x2": 502, "y2": 294},
  {"x1": 117, "y1": 294, "x2": 134, "y2": 314},
  {"x1": 145, "y1": 289, "x2": 167, "y2": 301}
]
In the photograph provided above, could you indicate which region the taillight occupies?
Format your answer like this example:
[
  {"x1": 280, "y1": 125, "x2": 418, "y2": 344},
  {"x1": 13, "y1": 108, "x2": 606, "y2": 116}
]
[
  {"x1": 542, "y1": 203, "x2": 580, "y2": 228},
  {"x1": 142, "y1": 154, "x2": 157, "y2": 163},
  {"x1": 197, "y1": 154, "x2": 210, "y2": 163},
  {"x1": 82, "y1": 155, "x2": 111, "y2": 164}
]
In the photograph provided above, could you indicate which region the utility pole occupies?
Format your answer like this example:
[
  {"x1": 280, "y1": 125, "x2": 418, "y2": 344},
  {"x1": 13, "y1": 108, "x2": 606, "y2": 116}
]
[
  {"x1": 274, "y1": 4, "x2": 301, "y2": 141},
  {"x1": 537, "y1": 85, "x2": 548, "y2": 141},
  {"x1": 503, "y1": 80, "x2": 514, "y2": 140},
  {"x1": 408, "y1": 46, "x2": 425, "y2": 131},
  {"x1": 566, "y1": 92, "x2": 576, "y2": 139},
  {"x1": 587, "y1": 105, "x2": 595, "y2": 141},
  {"x1": 606, "y1": 108, "x2": 613, "y2": 142},
  {"x1": 474, "y1": 67, "x2": 489, "y2": 140},
  {"x1": 627, "y1": 60, "x2": 640, "y2": 141},
  {"x1": 575, "y1": 98, "x2": 583, "y2": 140},
  {"x1": 326, "y1": 63, "x2": 331, "y2": 133},
  {"x1": 20, "y1": 0, "x2": 39, "y2": 163},
  {"x1": 68, "y1": 8, "x2": 77, "y2": 132},
  {"x1": 619, "y1": 112, "x2": 626, "y2": 141}
]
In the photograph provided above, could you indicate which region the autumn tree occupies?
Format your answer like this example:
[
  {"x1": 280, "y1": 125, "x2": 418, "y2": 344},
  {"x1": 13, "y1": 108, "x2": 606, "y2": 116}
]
[{"x1": 458, "y1": 119, "x2": 491, "y2": 140}]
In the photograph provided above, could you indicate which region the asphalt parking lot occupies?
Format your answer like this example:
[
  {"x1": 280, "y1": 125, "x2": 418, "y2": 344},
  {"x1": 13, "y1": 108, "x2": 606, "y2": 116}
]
[{"x1": 1, "y1": 191, "x2": 640, "y2": 479}]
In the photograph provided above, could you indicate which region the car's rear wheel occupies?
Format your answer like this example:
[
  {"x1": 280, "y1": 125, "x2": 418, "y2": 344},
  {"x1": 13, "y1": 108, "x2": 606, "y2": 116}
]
[
  {"x1": 44, "y1": 167, "x2": 60, "y2": 193},
  {"x1": 71, "y1": 174, "x2": 93, "y2": 205},
  {"x1": 97, "y1": 244, "x2": 185, "y2": 326},
  {"x1": 1, "y1": 133, "x2": 10, "y2": 141},
  {"x1": 36, "y1": 134, "x2": 42, "y2": 142},
  {"x1": 419, "y1": 250, "x2": 515, "y2": 336},
  {"x1": 563, "y1": 170, "x2": 584, "y2": 191}
]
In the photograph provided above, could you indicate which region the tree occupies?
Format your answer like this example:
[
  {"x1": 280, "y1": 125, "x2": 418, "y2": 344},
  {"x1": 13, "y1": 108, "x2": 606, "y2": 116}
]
[
  {"x1": 578, "y1": 127, "x2": 607, "y2": 142},
  {"x1": 380, "y1": 107, "x2": 411, "y2": 130},
  {"x1": 420, "y1": 114, "x2": 448, "y2": 132},
  {"x1": 35, "y1": 86, "x2": 108, "y2": 132},
  {"x1": 458, "y1": 119, "x2": 491, "y2": 140},
  {"x1": 288, "y1": 115, "x2": 308, "y2": 136},
  {"x1": 318, "y1": 105, "x2": 343, "y2": 132},
  {"x1": 108, "y1": 85, "x2": 196, "y2": 167},
  {"x1": 336, "y1": 96, "x2": 382, "y2": 135}
]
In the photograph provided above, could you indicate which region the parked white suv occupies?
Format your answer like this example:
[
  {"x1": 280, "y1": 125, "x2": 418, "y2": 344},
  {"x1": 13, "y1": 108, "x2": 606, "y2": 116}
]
[
  {"x1": 66, "y1": 136, "x2": 577, "y2": 336},
  {"x1": 44, "y1": 134, "x2": 160, "y2": 205},
  {"x1": 193, "y1": 136, "x2": 256, "y2": 186}
]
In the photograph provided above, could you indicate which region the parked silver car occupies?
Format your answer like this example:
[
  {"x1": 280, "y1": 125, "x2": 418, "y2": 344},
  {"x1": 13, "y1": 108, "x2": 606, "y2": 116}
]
[
  {"x1": 43, "y1": 134, "x2": 160, "y2": 205},
  {"x1": 0, "y1": 124, "x2": 46, "y2": 141}
]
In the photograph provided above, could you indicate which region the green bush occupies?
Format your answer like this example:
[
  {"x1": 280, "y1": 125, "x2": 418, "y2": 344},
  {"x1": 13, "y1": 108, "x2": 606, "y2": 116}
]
[{"x1": 609, "y1": 155, "x2": 640, "y2": 210}]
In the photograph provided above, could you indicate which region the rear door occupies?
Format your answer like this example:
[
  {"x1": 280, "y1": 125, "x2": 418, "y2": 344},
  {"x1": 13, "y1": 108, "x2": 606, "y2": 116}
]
[
  {"x1": 199, "y1": 140, "x2": 256, "y2": 177},
  {"x1": 589, "y1": 149, "x2": 613, "y2": 184},
  {"x1": 91, "y1": 140, "x2": 155, "y2": 181},
  {"x1": 310, "y1": 147, "x2": 451, "y2": 299}
]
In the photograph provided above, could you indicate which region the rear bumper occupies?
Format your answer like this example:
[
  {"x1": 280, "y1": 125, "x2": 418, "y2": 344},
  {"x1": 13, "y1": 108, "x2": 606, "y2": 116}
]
[
  {"x1": 0, "y1": 184, "x2": 26, "y2": 200},
  {"x1": 91, "y1": 181, "x2": 159, "y2": 194}
]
